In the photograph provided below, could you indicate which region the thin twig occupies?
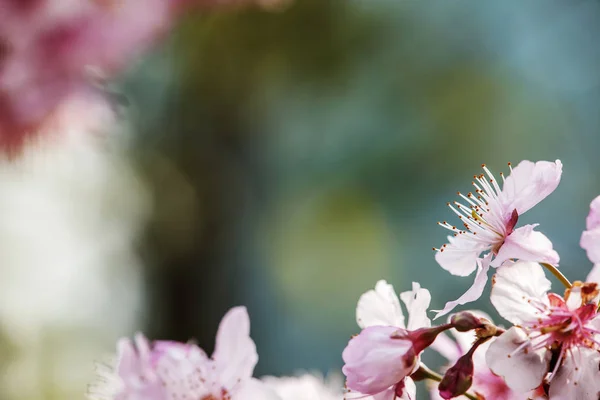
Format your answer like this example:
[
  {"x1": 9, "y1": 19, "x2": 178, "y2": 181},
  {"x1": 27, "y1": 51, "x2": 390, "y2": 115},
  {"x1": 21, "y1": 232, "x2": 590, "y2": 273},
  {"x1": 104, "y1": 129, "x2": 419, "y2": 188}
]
[{"x1": 541, "y1": 262, "x2": 572, "y2": 289}]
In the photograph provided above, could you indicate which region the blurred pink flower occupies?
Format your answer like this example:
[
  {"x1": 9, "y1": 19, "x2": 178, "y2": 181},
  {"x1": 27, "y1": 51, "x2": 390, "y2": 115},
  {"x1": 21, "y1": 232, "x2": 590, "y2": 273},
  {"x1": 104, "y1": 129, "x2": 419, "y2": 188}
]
[
  {"x1": 0, "y1": 0, "x2": 273, "y2": 151},
  {"x1": 433, "y1": 160, "x2": 562, "y2": 317},
  {"x1": 88, "y1": 306, "x2": 280, "y2": 400}
]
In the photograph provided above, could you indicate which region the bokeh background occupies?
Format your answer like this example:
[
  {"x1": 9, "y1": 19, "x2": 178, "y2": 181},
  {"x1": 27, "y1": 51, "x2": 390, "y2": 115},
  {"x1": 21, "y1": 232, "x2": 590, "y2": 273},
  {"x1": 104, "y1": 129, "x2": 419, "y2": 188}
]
[{"x1": 2, "y1": 1, "x2": 600, "y2": 398}]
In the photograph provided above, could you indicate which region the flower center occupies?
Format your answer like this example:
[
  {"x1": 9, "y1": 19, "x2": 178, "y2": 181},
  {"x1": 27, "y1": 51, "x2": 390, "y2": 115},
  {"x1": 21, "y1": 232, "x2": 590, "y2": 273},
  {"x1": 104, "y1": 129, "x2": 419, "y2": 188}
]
[
  {"x1": 522, "y1": 302, "x2": 600, "y2": 354},
  {"x1": 436, "y1": 164, "x2": 513, "y2": 252}
]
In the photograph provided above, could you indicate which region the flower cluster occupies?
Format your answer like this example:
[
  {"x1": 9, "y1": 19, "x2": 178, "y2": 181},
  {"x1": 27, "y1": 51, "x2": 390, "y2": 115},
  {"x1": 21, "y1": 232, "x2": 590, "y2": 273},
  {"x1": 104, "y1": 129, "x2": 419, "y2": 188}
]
[{"x1": 88, "y1": 159, "x2": 600, "y2": 400}]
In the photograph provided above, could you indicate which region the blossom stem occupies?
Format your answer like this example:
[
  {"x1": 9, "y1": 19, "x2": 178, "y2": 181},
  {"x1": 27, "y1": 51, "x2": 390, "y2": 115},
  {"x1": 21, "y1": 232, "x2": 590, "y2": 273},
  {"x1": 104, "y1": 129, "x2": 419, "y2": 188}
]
[
  {"x1": 415, "y1": 364, "x2": 479, "y2": 400},
  {"x1": 540, "y1": 262, "x2": 572, "y2": 289}
]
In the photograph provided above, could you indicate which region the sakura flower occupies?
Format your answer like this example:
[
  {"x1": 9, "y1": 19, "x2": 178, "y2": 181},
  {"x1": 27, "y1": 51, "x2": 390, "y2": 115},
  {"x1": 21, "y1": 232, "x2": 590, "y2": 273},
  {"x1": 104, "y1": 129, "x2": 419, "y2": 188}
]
[
  {"x1": 0, "y1": 0, "x2": 280, "y2": 151},
  {"x1": 486, "y1": 262, "x2": 600, "y2": 398},
  {"x1": 429, "y1": 312, "x2": 526, "y2": 400},
  {"x1": 434, "y1": 160, "x2": 562, "y2": 317},
  {"x1": 88, "y1": 306, "x2": 280, "y2": 400},
  {"x1": 581, "y1": 195, "x2": 600, "y2": 284},
  {"x1": 342, "y1": 280, "x2": 435, "y2": 400}
]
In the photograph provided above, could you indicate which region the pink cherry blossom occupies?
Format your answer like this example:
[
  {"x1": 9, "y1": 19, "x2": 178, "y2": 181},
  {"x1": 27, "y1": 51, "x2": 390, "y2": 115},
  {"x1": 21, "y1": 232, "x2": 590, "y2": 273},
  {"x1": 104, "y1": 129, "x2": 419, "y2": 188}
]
[
  {"x1": 343, "y1": 281, "x2": 432, "y2": 400},
  {"x1": 88, "y1": 306, "x2": 280, "y2": 400},
  {"x1": 486, "y1": 262, "x2": 600, "y2": 398},
  {"x1": 0, "y1": 0, "x2": 277, "y2": 151},
  {"x1": 433, "y1": 160, "x2": 562, "y2": 317},
  {"x1": 429, "y1": 312, "x2": 529, "y2": 400}
]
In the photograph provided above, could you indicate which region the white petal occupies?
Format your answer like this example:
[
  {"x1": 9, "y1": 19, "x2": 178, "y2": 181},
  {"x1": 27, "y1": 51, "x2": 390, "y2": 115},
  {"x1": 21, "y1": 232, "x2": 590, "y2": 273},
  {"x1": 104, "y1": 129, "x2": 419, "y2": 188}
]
[
  {"x1": 586, "y1": 263, "x2": 600, "y2": 285},
  {"x1": 549, "y1": 348, "x2": 600, "y2": 400},
  {"x1": 500, "y1": 159, "x2": 562, "y2": 215},
  {"x1": 397, "y1": 377, "x2": 416, "y2": 400},
  {"x1": 235, "y1": 378, "x2": 283, "y2": 400},
  {"x1": 435, "y1": 234, "x2": 487, "y2": 277},
  {"x1": 433, "y1": 254, "x2": 492, "y2": 319},
  {"x1": 586, "y1": 195, "x2": 600, "y2": 230},
  {"x1": 212, "y1": 307, "x2": 258, "y2": 390},
  {"x1": 485, "y1": 327, "x2": 550, "y2": 393},
  {"x1": 581, "y1": 227, "x2": 600, "y2": 265},
  {"x1": 493, "y1": 225, "x2": 559, "y2": 267},
  {"x1": 400, "y1": 282, "x2": 432, "y2": 330},
  {"x1": 490, "y1": 261, "x2": 550, "y2": 325},
  {"x1": 357, "y1": 280, "x2": 405, "y2": 329}
]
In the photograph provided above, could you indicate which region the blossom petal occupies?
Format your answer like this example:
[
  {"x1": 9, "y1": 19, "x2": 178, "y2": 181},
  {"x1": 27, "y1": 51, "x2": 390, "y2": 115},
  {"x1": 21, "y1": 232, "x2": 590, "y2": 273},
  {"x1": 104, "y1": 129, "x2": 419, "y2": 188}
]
[
  {"x1": 586, "y1": 195, "x2": 600, "y2": 230},
  {"x1": 212, "y1": 306, "x2": 258, "y2": 389},
  {"x1": 235, "y1": 378, "x2": 283, "y2": 400},
  {"x1": 493, "y1": 224, "x2": 559, "y2": 267},
  {"x1": 369, "y1": 387, "x2": 396, "y2": 400},
  {"x1": 485, "y1": 327, "x2": 550, "y2": 393},
  {"x1": 490, "y1": 261, "x2": 551, "y2": 325},
  {"x1": 500, "y1": 159, "x2": 562, "y2": 215},
  {"x1": 115, "y1": 336, "x2": 141, "y2": 377},
  {"x1": 433, "y1": 255, "x2": 492, "y2": 319},
  {"x1": 581, "y1": 227, "x2": 600, "y2": 265},
  {"x1": 586, "y1": 263, "x2": 600, "y2": 285},
  {"x1": 342, "y1": 326, "x2": 414, "y2": 395},
  {"x1": 581, "y1": 195, "x2": 600, "y2": 263},
  {"x1": 397, "y1": 377, "x2": 416, "y2": 400},
  {"x1": 400, "y1": 282, "x2": 432, "y2": 330},
  {"x1": 357, "y1": 280, "x2": 405, "y2": 329},
  {"x1": 549, "y1": 348, "x2": 600, "y2": 400},
  {"x1": 435, "y1": 234, "x2": 487, "y2": 277}
]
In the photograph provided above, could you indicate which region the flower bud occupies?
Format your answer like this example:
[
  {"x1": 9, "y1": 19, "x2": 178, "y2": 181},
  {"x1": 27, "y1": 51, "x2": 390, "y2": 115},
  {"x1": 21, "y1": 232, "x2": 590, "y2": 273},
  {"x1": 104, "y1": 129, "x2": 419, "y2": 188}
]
[
  {"x1": 450, "y1": 311, "x2": 483, "y2": 332},
  {"x1": 438, "y1": 353, "x2": 474, "y2": 399},
  {"x1": 342, "y1": 326, "x2": 416, "y2": 395}
]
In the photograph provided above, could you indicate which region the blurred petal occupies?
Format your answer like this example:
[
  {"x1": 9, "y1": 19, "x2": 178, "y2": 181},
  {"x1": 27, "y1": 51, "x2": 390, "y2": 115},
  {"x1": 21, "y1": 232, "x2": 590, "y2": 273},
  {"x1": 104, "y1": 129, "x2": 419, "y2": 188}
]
[
  {"x1": 357, "y1": 280, "x2": 405, "y2": 329},
  {"x1": 235, "y1": 378, "x2": 282, "y2": 400},
  {"x1": 490, "y1": 261, "x2": 551, "y2": 325},
  {"x1": 586, "y1": 263, "x2": 600, "y2": 285},
  {"x1": 493, "y1": 225, "x2": 559, "y2": 267},
  {"x1": 500, "y1": 160, "x2": 562, "y2": 215},
  {"x1": 212, "y1": 306, "x2": 258, "y2": 388},
  {"x1": 585, "y1": 195, "x2": 600, "y2": 230},
  {"x1": 485, "y1": 327, "x2": 550, "y2": 393},
  {"x1": 581, "y1": 227, "x2": 600, "y2": 265}
]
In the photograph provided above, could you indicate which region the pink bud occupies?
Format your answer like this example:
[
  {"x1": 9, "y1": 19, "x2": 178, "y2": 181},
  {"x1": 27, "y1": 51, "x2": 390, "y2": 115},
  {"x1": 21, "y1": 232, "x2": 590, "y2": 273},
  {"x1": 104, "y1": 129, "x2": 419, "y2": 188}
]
[
  {"x1": 438, "y1": 353, "x2": 474, "y2": 399},
  {"x1": 450, "y1": 311, "x2": 483, "y2": 332},
  {"x1": 342, "y1": 326, "x2": 416, "y2": 395}
]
